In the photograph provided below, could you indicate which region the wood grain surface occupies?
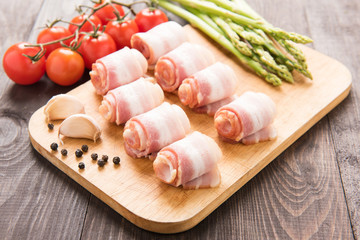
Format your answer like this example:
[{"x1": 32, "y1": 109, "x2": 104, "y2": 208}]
[{"x1": 0, "y1": 0, "x2": 359, "y2": 239}]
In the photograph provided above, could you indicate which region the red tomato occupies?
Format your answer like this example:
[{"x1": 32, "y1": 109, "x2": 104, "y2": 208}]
[
  {"x1": 94, "y1": 1, "x2": 125, "y2": 25},
  {"x1": 68, "y1": 14, "x2": 102, "y2": 34},
  {"x1": 78, "y1": 32, "x2": 116, "y2": 69},
  {"x1": 134, "y1": 8, "x2": 168, "y2": 32},
  {"x1": 105, "y1": 19, "x2": 139, "y2": 50},
  {"x1": 37, "y1": 26, "x2": 73, "y2": 58},
  {"x1": 46, "y1": 48, "x2": 85, "y2": 86},
  {"x1": 2, "y1": 42, "x2": 46, "y2": 85}
]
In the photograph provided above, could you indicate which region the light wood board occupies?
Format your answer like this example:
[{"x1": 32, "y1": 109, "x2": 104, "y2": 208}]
[{"x1": 28, "y1": 25, "x2": 352, "y2": 233}]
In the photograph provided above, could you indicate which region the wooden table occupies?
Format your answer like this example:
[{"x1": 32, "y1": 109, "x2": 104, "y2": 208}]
[{"x1": 0, "y1": 0, "x2": 359, "y2": 239}]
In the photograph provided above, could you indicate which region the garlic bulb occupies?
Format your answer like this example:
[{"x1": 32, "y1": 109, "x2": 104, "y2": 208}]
[
  {"x1": 58, "y1": 114, "x2": 101, "y2": 144},
  {"x1": 44, "y1": 94, "x2": 85, "y2": 121}
]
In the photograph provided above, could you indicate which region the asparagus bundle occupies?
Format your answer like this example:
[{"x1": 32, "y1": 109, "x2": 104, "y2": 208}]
[{"x1": 152, "y1": 0, "x2": 313, "y2": 86}]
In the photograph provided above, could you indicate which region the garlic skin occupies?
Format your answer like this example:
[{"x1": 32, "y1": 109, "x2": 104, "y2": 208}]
[
  {"x1": 44, "y1": 94, "x2": 85, "y2": 121},
  {"x1": 58, "y1": 114, "x2": 101, "y2": 144}
]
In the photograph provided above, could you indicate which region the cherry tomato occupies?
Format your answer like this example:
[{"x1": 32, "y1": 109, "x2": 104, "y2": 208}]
[
  {"x1": 68, "y1": 14, "x2": 102, "y2": 34},
  {"x1": 46, "y1": 48, "x2": 85, "y2": 86},
  {"x1": 93, "y1": 1, "x2": 125, "y2": 25},
  {"x1": 78, "y1": 32, "x2": 116, "y2": 69},
  {"x1": 105, "y1": 19, "x2": 139, "y2": 50},
  {"x1": 134, "y1": 8, "x2": 168, "y2": 32},
  {"x1": 2, "y1": 42, "x2": 46, "y2": 85},
  {"x1": 37, "y1": 26, "x2": 73, "y2": 58}
]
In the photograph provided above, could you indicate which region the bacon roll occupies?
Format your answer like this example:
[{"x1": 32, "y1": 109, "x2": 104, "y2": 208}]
[
  {"x1": 153, "y1": 131, "x2": 222, "y2": 188},
  {"x1": 131, "y1": 21, "x2": 187, "y2": 69},
  {"x1": 178, "y1": 62, "x2": 238, "y2": 108},
  {"x1": 214, "y1": 91, "x2": 276, "y2": 142},
  {"x1": 90, "y1": 47, "x2": 148, "y2": 95},
  {"x1": 99, "y1": 77, "x2": 164, "y2": 125},
  {"x1": 123, "y1": 102, "x2": 191, "y2": 158},
  {"x1": 154, "y1": 42, "x2": 216, "y2": 92}
]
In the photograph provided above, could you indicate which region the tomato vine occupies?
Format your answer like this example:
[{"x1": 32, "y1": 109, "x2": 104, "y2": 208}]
[{"x1": 25, "y1": 0, "x2": 151, "y2": 61}]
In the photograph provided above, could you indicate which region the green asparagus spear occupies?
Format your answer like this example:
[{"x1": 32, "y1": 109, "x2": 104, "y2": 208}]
[
  {"x1": 169, "y1": 0, "x2": 267, "y2": 28},
  {"x1": 185, "y1": 7, "x2": 224, "y2": 34},
  {"x1": 227, "y1": 21, "x2": 265, "y2": 45},
  {"x1": 211, "y1": 16, "x2": 253, "y2": 57},
  {"x1": 253, "y1": 46, "x2": 294, "y2": 83},
  {"x1": 169, "y1": 0, "x2": 313, "y2": 43},
  {"x1": 206, "y1": 0, "x2": 261, "y2": 20},
  {"x1": 231, "y1": 0, "x2": 263, "y2": 21},
  {"x1": 230, "y1": 0, "x2": 313, "y2": 44},
  {"x1": 213, "y1": 17, "x2": 293, "y2": 82},
  {"x1": 251, "y1": 28, "x2": 313, "y2": 79},
  {"x1": 278, "y1": 39, "x2": 306, "y2": 62}
]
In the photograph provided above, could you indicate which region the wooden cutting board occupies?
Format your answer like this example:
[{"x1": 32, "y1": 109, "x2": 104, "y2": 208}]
[{"x1": 28, "y1": 25, "x2": 352, "y2": 233}]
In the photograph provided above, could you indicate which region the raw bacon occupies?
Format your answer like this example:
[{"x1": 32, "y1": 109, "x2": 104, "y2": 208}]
[
  {"x1": 153, "y1": 131, "x2": 222, "y2": 188},
  {"x1": 241, "y1": 125, "x2": 277, "y2": 145},
  {"x1": 154, "y1": 42, "x2": 216, "y2": 92},
  {"x1": 214, "y1": 91, "x2": 276, "y2": 142},
  {"x1": 182, "y1": 167, "x2": 221, "y2": 190},
  {"x1": 123, "y1": 102, "x2": 191, "y2": 158},
  {"x1": 178, "y1": 62, "x2": 238, "y2": 108},
  {"x1": 99, "y1": 77, "x2": 164, "y2": 125},
  {"x1": 193, "y1": 95, "x2": 237, "y2": 116},
  {"x1": 90, "y1": 47, "x2": 148, "y2": 95},
  {"x1": 131, "y1": 21, "x2": 187, "y2": 69}
]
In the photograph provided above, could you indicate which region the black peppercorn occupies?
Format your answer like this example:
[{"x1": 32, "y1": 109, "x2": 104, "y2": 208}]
[
  {"x1": 48, "y1": 123, "x2": 54, "y2": 130},
  {"x1": 50, "y1": 142, "x2": 58, "y2": 151},
  {"x1": 78, "y1": 162, "x2": 85, "y2": 169},
  {"x1": 97, "y1": 159, "x2": 105, "y2": 167},
  {"x1": 91, "y1": 153, "x2": 98, "y2": 160},
  {"x1": 61, "y1": 149, "x2": 68, "y2": 156},
  {"x1": 102, "y1": 155, "x2": 108, "y2": 162},
  {"x1": 113, "y1": 156, "x2": 120, "y2": 164},
  {"x1": 81, "y1": 144, "x2": 88, "y2": 152},
  {"x1": 75, "y1": 149, "x2": 83, "y2": 158}
]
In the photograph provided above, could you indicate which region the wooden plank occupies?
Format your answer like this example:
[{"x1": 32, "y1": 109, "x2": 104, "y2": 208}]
[
  {"x1": 304, "y1": 0, "x2": 360, "y2": 238},
  {"x1": 0, "y1": 0, "x2": 92, "y2": 239},
  {"x1": 28, "y1": 22, "x2": 351, "y2": 233}
]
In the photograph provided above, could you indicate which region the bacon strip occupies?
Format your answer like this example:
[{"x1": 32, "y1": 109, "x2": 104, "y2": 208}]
[
  {"x1": 90, "y1": 47, "x2": 148, "y2": 95},
  {"x1": 99, "y1": 77, "x2": 164, "y2": 125},
  {"x1": 153, "y1": 131, "x2": 222, "y2": 188},
  {"x1": 241, "y1": 125, "x2": 277, "y2": 145},
  {"x1": 154, "y1": 42, "x2": 216, "y2": 92},
  {"x1": 123, "y1": 102, "x2": 191, "y2": 158},
  {"x1": 214, "y1": 91, "x2": 276, "y2": 142},
  {"x1": 178, "y1": 62, "x2": 238, "y2": 108},
  {"x1": 131, "y1": 21, "x2": 187, "y2": 69},
  {"x1": 193, "y1": 95, "x2": 237, "y2": 116},
  {"x1": 182, "y1": 167, "x2": 221, "y2": 190}
]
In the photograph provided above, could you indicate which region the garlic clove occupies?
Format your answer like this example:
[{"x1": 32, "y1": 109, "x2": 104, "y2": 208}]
[
  {"x1": 44, "y1": 94, "x2": 85, "y2": 121},
  {"x1": 58, "y1": 114, "x2": 101, "y2": 144}
]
